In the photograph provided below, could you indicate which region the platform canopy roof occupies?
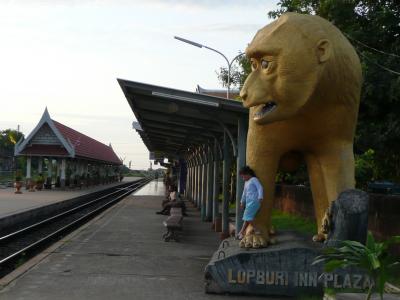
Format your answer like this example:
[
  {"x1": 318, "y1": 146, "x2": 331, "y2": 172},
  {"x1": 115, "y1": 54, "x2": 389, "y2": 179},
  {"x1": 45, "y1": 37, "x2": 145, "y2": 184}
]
[
  {"x1": 15, "y1": 108, "x2": 122, "y2": 165},
  {"x1": 118, "y1": 79, "x2": 248, "y2": 161}
]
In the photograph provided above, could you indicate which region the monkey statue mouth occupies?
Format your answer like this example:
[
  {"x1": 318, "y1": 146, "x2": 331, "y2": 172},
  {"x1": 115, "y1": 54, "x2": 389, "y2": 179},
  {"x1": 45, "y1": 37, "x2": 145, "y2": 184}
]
[{"x1": 253, "y1": 101, "x2": 277, "y2": 121}]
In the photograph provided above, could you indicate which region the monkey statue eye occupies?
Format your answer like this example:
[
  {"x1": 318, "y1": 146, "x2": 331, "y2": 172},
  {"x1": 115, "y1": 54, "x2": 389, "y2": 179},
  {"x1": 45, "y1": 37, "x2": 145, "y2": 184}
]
[
  {"x1": 251, "y1": 60, "x2": 258, "y2": 71},
  {"x1": 261, "y1": 59, "x2": 269, "y2": 69}
]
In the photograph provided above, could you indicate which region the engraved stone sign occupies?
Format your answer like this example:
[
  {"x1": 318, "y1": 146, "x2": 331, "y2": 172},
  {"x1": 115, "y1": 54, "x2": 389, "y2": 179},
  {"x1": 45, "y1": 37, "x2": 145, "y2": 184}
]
[{"x1": 205, "y1": 232, "x2": 370, "y2": 297}]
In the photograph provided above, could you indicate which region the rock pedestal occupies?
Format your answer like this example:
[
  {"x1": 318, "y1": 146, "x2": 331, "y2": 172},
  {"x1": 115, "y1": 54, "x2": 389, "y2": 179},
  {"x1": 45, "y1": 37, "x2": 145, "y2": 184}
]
[
  {"x1": 326, "y1": 189, "x2": 369, "y2": 247},
  {"x1": 205, "y1": 231, "x2": 323, "y2": 297},
  {"x1": 205, "y1": 231, "x2": 371, "y2": 297}
]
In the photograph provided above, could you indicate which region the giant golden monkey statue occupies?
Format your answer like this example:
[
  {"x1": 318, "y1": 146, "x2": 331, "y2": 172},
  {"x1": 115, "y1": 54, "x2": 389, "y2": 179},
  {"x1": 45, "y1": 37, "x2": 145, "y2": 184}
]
[{"x1": 239, "y1": 13, "x2": 362, "y2": 248}]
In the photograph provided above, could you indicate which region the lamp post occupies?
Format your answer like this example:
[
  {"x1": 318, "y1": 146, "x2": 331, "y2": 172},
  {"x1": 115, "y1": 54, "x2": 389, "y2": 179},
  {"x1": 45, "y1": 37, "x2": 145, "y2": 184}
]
[{"x1": 174, "y1": 36, "x2": 245, "y2": 99}]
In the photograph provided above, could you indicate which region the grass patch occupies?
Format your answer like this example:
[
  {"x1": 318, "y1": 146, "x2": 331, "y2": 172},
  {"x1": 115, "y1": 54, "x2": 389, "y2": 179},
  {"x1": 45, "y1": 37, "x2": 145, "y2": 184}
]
[{"x1": 271, "y1": 209, "x2": 317, "y2": 235}]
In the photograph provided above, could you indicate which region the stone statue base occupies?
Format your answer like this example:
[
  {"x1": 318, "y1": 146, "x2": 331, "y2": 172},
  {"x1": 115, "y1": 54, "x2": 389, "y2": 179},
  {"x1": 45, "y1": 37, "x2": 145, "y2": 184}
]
[{"x1": 205, "y1": 231, "x2": 371, "y2": 297}]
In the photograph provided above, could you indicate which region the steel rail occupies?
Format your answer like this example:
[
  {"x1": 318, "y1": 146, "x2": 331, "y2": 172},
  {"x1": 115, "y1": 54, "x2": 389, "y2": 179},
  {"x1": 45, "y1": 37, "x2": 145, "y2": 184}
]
[
  {"x1": 0, "y1": 177, "x2": 152, "y2": 269},
  {"x1": 0, "y1": 179, "x2": 145, "y2": 243}
]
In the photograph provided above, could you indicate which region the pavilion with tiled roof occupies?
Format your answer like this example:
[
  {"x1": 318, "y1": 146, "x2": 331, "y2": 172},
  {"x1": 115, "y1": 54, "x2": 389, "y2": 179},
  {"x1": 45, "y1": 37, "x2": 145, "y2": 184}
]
[{"x1": 15, "y1": 108, "x2": 122, "y2": 189}]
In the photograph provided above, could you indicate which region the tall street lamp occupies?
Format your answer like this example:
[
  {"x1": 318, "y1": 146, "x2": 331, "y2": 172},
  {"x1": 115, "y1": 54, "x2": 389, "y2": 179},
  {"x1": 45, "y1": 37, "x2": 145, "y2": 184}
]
[{"x1": 174, "y1": 36, "x2": 245, "y2": 99}]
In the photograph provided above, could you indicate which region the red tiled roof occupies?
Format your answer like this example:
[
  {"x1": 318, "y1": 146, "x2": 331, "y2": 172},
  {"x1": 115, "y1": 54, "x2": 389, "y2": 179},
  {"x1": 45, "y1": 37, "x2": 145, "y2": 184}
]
[
  {"x1": 202, "y1": 91, "x2": 240, "y2": 100},
  {"x1": 21, "y1": 145, "x2": 69, "y2": 156},
  {"x1": 52, "y1": 120, "x2": 122, "y2": 165}
]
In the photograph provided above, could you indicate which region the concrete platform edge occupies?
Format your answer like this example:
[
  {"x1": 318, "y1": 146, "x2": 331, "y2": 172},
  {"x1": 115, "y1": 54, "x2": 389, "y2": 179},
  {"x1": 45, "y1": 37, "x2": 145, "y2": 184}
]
[
  {"x1": 0, "y1": 182, "x2": 132, "y2": 231},
  {"x1": 0, "y1": 197, "x2": 124, "y2": 290}
]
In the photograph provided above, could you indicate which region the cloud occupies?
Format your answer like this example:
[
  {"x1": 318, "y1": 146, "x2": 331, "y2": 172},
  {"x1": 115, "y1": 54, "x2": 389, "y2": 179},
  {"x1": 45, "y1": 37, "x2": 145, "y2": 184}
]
[
  {"x1": 55, "y1": 112, "x2": 128, "y2": 122},
  {"x1": 4, "y1": 0, "x2": 269, "y2": 11},
  {"x1": 187, "y1": 23, "x2": 264, "y2": 33}
]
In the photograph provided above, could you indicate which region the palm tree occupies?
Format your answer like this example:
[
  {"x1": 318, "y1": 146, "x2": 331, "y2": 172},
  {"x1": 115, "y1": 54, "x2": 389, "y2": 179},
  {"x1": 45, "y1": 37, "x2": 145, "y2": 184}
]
[{"x1": 313, "y1": 232, "x2": 400, "y2": 300}]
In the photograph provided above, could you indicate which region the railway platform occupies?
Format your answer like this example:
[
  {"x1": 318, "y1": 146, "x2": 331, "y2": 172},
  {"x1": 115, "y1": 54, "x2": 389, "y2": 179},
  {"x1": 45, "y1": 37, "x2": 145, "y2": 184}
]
[
  {"x1": 0, "y1": 179, "x2": 272, "y2": 300},
  {"x1": 0, "y1": 177, "x2": 140, "y2": 219}
]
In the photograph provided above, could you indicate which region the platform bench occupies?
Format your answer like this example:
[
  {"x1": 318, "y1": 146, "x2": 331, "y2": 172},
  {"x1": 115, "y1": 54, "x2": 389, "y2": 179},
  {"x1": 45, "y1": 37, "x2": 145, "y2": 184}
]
[{"x1": 163, "y1": 207, "x2": 183, "y2": 242}]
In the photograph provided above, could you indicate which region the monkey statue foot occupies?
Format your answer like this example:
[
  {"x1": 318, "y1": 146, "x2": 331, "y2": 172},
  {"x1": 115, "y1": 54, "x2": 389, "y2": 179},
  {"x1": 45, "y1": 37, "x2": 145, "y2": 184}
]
[
  {"x1": 239, "y1": 232, "x2": 269, "y2": 248},
  {"x1": 312, "y1": 233, "x2": 326, "y2": 243}
]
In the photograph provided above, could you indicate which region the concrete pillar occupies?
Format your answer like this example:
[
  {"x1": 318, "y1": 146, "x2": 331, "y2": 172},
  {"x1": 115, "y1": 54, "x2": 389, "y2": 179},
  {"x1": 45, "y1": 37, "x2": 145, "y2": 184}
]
[
  {"x1": 56, "y1": 159, "x2": 61, "y2": 177},
  {"x1": 206, "y1": 145, "x2": 214, "y2": 222},
  {"x1": 84, "y1": 161, "x2": 88, "y2": 186},
  {"x1": 26, "y1": 156, "x2": 32, "y2": 188},
  {"x1": 185, "y1": 163, "x2": 190, "y2": 199},
  {"x1": 79, "y1": 161, "x2": 84, "y2": 176},
  {"x1": 235, "y1": 116, "x2": 248, "y2": 235},
  {"x1": 222, "y1": 132, "x2": 232, "y2": 239},
  {"x1": 189, "y1": 164, "x2": 192, "y2": 201},
  {"x1": 46, "y1": 158, "x2": 53, "y2": 189},
  {"x1": 191, "y1": 163, "x2": 195, "y2": 202},
  {"x1": 193, "y1": 163, "x2": 197, "y2": 205},
  {"x1": 55, "y1": 159, "x2": 61, "y2": 188},
  {"x1": 192, "y1": 162, "x2": 196, "y2": 203},
  {"x1": 197, "y1": 162, "x2": 202, "y2": 210},
  {"x1": 201, "y1": 158, "x2": 207, "y2": 221},
  {"x1": 60, "y1": 158, "x2": 66, "y2": 188},
  {"x1": 197, "y1": 161, "x2": 201, "y2": 209},
  {"x1": 189, "y1": 163, "x2": 193, "y2": 199},
  {"x1": 38, "y1": 157, "x2": 43, "y2": 174},
  {"x1": 94, "y1": 163, "x2": 99, "y2": 185},
  {"x1": 69, "y1": 160, "x2": 75, "y2": 187},
  {"x1": 177, "y1": 164, "x2": 181, "y2": 194},
  {"x1": 187, "y1": 162, "x2": 192, "y2": 200},
  {"x1": 212, "y1": 139, "x2": 220, "y2": 229},
  {"x1": 26, "y1": 156, "x2": 32, "y2": 179}
]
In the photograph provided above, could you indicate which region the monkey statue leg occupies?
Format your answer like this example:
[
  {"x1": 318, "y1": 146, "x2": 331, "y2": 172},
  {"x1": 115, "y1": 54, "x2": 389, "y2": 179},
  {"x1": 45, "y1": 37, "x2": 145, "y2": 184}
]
[
  {"x1": 305, "y1": 153, "x2": 330, "y2": 242},
  {"x1": 307, "y1": 144, "x2": 355, "y2": 242}
]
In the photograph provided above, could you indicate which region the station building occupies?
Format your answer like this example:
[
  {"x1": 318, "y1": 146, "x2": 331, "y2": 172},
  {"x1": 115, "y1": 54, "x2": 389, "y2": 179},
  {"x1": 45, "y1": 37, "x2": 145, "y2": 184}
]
[{"x1": 14, "y1": 108, "x2": 122, "y2": 189}]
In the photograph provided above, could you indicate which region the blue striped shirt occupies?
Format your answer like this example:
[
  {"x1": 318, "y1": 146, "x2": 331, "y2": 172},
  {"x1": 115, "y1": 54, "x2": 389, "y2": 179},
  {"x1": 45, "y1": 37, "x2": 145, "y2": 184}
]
[{"x1": 240, "y1": 177, "x2": 263, "y2": 205}]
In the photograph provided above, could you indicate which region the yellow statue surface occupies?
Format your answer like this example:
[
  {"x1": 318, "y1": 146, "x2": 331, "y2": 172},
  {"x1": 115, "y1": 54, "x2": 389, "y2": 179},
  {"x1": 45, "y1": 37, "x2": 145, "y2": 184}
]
[{"x1": 239, "y1": 13, "x2": 362, "y2": 248}]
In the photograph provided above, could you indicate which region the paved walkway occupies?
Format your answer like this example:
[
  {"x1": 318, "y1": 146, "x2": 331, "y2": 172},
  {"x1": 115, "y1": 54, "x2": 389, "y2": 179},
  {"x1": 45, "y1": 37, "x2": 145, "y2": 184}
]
[
  {"x1": 133, "y1": 178, "x2": 165, "y2": 196},
  {"x1": 0, "y1": 179, "x2": 276, "y2": 300},
  {"x1": 0, "y1": 177, "x2": 140, "y2": 218}
]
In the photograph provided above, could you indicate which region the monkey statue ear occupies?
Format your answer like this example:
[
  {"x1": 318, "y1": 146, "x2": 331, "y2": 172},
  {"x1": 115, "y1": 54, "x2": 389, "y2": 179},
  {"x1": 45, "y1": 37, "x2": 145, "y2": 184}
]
[{"x1": 316, "y1": 39, "x2": 331, "y2": 63}]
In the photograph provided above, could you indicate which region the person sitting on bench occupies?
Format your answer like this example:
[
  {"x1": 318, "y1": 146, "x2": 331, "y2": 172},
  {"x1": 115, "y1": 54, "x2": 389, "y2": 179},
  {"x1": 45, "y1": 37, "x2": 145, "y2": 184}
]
[{"x1": 156, "y1": 186, "x2": 187, "y2": 215}]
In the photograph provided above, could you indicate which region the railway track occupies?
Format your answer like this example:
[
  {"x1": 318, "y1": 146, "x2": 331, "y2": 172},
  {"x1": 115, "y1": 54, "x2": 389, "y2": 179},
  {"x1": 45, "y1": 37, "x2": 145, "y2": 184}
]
[{"x1": 0, "y1": 177, "x2": 152, "y2": 278}]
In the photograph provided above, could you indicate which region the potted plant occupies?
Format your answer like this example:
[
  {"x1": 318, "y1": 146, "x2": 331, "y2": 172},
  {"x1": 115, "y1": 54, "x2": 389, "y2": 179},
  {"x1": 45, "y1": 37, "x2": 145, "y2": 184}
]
[
  {"x1": 314, "y1": 231, "x2": 400, "y2": 300},
  {"x1": 28, "y1": 179, "x2": 36, "y2": 192},
  {"x1": 14, "y1": 174, "x2": 23, "y2": 194},
  {"x1": 35, "y1": 174, "x2": 44, "y2": 191}
]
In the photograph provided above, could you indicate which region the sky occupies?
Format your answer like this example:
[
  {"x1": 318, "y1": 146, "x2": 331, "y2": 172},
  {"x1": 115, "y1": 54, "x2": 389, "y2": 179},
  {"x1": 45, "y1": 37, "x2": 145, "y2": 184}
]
[{"x1": 0, "y1": 0, "x2": 277, "y2": 169}]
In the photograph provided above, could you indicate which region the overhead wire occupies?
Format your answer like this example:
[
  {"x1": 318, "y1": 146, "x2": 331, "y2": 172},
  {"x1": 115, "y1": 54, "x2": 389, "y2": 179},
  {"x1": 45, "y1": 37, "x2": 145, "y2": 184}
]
[
  {"x1": 356, "y1": 50, "x2": 400, "y2": 76},
  {"x1": 342, "y1": 33, "x2": 400, "y2": 75},
  {"x1": 344, "y1": 33, "x2": 400, "y2": 59}
]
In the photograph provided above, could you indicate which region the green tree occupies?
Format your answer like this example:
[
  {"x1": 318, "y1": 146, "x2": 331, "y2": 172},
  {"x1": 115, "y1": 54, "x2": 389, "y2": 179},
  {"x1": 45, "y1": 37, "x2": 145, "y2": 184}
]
[
  {"x1": 0, "y1": 129, "x2": 23, "y2": 152},
  {"x1": 0, "y1": 129, "x2": 25, "y2": 176},
  {"x1": 216, "y1": 53, "x2": 251, "y2": 93},
  {"x1": 355, "y1": 149, "x2": 378, "y2": 189}
]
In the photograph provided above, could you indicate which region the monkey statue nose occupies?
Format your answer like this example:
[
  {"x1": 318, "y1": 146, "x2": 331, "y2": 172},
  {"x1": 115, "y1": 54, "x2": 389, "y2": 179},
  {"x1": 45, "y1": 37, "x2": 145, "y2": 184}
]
[{"x1": 240, "y1": 89, "x2": 247, "y2": 101}]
